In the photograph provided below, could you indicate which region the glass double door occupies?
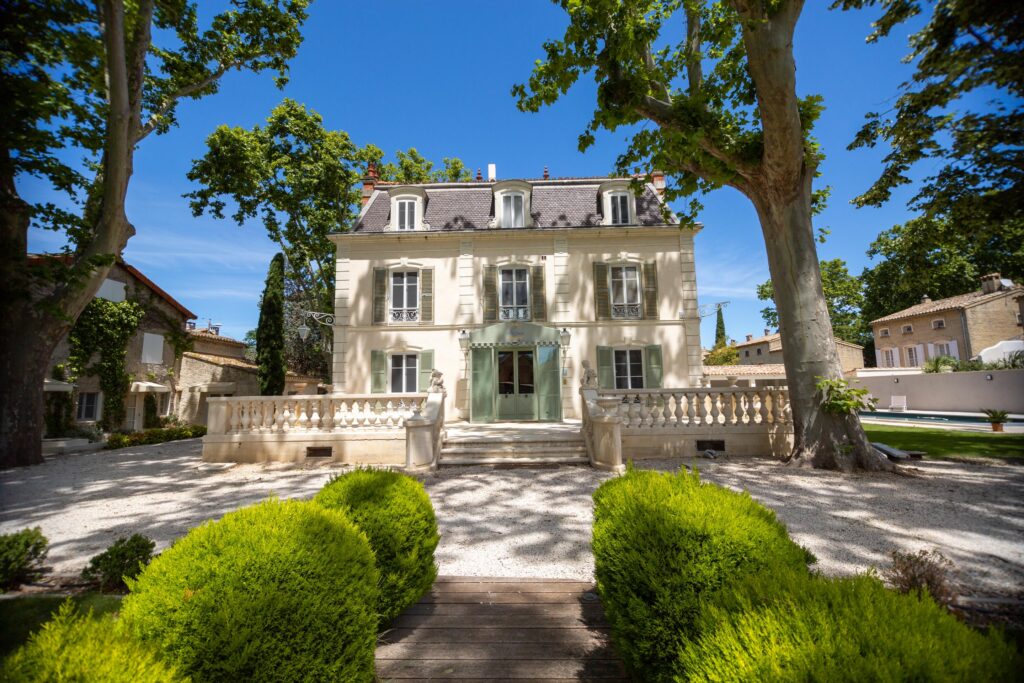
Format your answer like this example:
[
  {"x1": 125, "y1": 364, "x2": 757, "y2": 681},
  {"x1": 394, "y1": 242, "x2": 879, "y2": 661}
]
[{"x1": 496, "y1": 349, "x2": 535, "y2": 421}]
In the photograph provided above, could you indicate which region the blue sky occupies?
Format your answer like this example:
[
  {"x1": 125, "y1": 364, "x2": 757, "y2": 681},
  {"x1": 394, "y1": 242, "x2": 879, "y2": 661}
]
[{"x1": 27, "y1": 1, "x2": 930, "y2": 344}]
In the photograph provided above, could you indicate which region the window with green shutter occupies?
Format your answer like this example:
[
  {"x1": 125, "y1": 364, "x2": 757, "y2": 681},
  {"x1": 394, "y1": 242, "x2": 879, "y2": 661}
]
[
  {"x1": 370, "y1": 350, "x2": 386, "y2": 393},
  {"x1": 596, "y1": 346, "x2": 614, "y2": 389},
  {"x1": 420, "y1": 269, "x2": 434, "y2": 323},
  {"x1": 418, "y1": 350, "x2": 434, "y2": 391},
  {"x1": 593, "y1": 262, "x2": 611, "y2": 320},
  {"x1": 642, "y1": 261, "x2": 659, "y2": 320},
  {"x1": 644, "y1": 345, "x2": 663, "y2": 388},
  {"x1": 530, "y1": 265, "x2": 547, "y2": 322},
  {"x1": 483, "y1": 265, "x2": 498, "y2": 322},
  {"x1": 372, "y1": 268, "x2": 387, "y2": 325}
]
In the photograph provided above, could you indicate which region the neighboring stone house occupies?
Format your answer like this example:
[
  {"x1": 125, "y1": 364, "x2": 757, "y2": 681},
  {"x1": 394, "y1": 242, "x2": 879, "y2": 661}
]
[
  {"x1": 735, "y1": 330, "x2": 864, "y2": 374},
  {"x1": 870, "y1": 273, "x2": 1022, "y2": 368},
  {"x1": 328, "y1": 168, "x2": 702, "y2": 422},
  {"x1": 50, "y1": 261, "x2": 196, "y2": 431},
  {"x1": 176, "y1": 326, "x2": 321, "y2": 425}
]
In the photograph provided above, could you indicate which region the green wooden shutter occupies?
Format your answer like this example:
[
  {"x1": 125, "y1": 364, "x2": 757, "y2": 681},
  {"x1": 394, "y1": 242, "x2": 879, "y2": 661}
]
[
  {"x1": 372, "y1": 268, "x2": 387, "y2": 325},
  {"x1": 420, "y1": 268, "x2": 434, "y2": 323},
  {"x1": 483, "y1": 265, "x2": 498, "y2": 322},
  {"x1": 418, "y1": 349, "x2": 433, "y2": 392},
  {"x1": 471, "y1": 348, "x2": 495, "y2": 422},
  {"x1": 530, "y1": 265, "x2": 547, "y2": 322},
  {"x1": 597, "y1": 346, "x2": 614, "y2": 389},
  {"x1": 642, "y1": 261, "x2": 659, "y2": 320},
  {"x1": 644, "y1": 345, "x2": 663, "y2": 389},
  {"x1": 536, "y1": 345, "x2": 561, "y2": 421},
  {"x1": 371, "y1": 350, "x2": 386, "y2": 393},
  {"x1": 593, "y1": 262, "x2": 610, "y2": 320}
]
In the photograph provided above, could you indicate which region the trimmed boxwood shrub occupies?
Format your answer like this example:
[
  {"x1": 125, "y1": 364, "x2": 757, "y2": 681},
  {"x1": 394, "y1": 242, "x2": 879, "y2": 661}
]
[
  {"x1": 121, "y1": 499, "x2": 379, "y2": 682},
  {"x1": 82, "y1": 533, "x2": 156, "y2": 591},
  {"x1": 680, "y1": 570, "x2": 1021, "y2": 682},
  {"x1": 315, "y1": 468, "x2": 439, "y2": 626},
  {"x1": 106, "y1": 424, "x2": 206, "y2": 450},
  {"x1": 0, "y1": 527, "x2": 48, "y2": 591},
  {"x1": 592, "y1": 467, "x2": 814, "y2": 681},
  {"x1": 0, "y1": 601, "x2": 185, "y2": 682}
]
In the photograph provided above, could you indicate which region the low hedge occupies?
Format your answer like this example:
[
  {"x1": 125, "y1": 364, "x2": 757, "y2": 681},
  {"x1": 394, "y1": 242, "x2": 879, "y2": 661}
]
[
  {"x1": 0, "y1": 528, "x2": 48, "y2": 591},
  {"x1": 315, "y1": 468, "x2": 439, "y2": 626},
  {"x1": 82, "y1": 533, "x2": 156, "y2": 591},
  {"x1": 594, "y1": 467, "x2": 1020, "y2": 682},
  {"x1": 592, "y1": 467, "x2": 813, "y2": 680},
  {"x1": 681, "y1": 570, "x2": 1020, "y2": 682},
  {"x1": 1, "y1": 601, "x2": 185, "y2": 682},
  {"x1": 106, "y1": 424, "x2": 206, "y2": 450},
  {"x1": 121, "y1": 499, "x2": 379, "y2": 682}
]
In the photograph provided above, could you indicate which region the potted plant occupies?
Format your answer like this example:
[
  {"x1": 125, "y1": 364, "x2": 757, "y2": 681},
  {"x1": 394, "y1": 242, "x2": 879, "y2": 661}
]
[{"x1": 982, "y1": 409, "x2": 1009, "y2": 432}]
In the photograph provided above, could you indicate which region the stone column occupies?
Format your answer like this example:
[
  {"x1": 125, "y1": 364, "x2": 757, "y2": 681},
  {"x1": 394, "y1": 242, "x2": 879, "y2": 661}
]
[{"x1": 591, "y1": 397, "x2": 624, "y2": 473}]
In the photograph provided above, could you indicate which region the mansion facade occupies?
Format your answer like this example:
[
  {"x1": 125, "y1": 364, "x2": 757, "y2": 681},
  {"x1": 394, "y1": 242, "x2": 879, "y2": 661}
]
[{"x1": 328, "y1": 170, "x2": 703, "y2": 422}]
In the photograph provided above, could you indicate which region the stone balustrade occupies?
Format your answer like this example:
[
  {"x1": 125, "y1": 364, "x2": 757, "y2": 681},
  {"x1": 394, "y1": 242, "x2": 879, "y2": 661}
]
[
  {"x1": 598, "y1": 387, "x2": 791, "y2": 430},
  {"x1": 207, "y1": 394, "x2": 428, "y2": 436}
]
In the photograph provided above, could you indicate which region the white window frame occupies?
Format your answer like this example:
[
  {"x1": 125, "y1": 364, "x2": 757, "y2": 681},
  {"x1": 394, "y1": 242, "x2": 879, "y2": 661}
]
[
  {"x1": 879, "y1": 328, "x2": 890, "y2": 338},
  {"x1": 933, "y1": 342, "x2": 952, "y2": 358},
  {"x1": 613, "y1": 348, "x2": 645, "y2": 389},
  {"x1": 901, "y1": 324, "x2": 913, "y2": 334},
  {"x1": 141, "y1": 333, "x2": 165, "y2": 364},
  {"x1": 389, "y1": 353, "x2": 418, "y2": 393},
  {"x1": 882, "y1": 348, "x2": 896, "y2": 368},
  {"x1": 609, "y1": 192, "x2": 630, "y2": 225},
  {"x1": 95, "y1": 278, "x2": 126, "y2": 302},
  {"x1": 387, "y1": 188, "x2": 427, "y2": 231},
  {"x1": 76, "y1": 392, "x2": 101, "y2": 421},
  {"x1": 396, "y1": 199, "x2": 416, "y2": 230},
  {"x1": 609, "y1": 265, "x2": 642, "y2": 319},
  {"x1": 931, "y1": 319, "x2": 946, "y2": 330},
  {"x1": 389, "y1": 270, "x2": 420, "y2": 323},
  {"x1": 906, "y1": 346, "x2": 920, "y2": 367},
  {"x1": 599, "y1": 179, "x2": 638, "y2": 226},
  {"x1": 499, "y1": 267, "x2": 530, "y2": 321},
  {"x1": 490, "y1": 180, "x2": 533, "y2": 229},
  {"x1": 501, "y1": 192, "x2": 525, "y2": 228}
]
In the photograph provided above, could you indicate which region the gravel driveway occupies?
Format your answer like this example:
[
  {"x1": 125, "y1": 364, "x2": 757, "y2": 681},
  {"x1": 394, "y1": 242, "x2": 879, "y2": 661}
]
[{"x1": 1, "y1": 440, "x2": 1021, "y2": 598}]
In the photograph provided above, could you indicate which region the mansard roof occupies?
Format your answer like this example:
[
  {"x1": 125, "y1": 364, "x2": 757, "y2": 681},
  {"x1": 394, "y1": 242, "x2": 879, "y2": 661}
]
[{"x1": 350, "y1": 177, "x2": 673, "y2": 234}]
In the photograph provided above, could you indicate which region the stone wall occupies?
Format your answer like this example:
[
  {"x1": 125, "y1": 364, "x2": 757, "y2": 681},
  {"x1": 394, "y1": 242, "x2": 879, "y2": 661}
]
[{"x1": 852, "y1": 369, "x2": 1024, "y2": 414}]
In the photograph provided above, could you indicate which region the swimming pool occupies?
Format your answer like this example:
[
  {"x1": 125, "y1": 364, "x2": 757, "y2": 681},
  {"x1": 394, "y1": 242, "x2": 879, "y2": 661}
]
[{"x1": 860, "y1": 410, "x2": 1024, "y2": 428}]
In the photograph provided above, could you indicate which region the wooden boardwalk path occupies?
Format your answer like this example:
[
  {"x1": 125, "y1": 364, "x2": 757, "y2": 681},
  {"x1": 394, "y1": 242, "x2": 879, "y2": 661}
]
[{"x1": 376, "y1": 576, "x2": 630, "y2": 681}]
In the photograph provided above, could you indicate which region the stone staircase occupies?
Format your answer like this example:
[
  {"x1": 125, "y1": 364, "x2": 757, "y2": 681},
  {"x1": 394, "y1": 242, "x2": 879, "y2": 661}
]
[{"x1": 439, "y1": 421, "x2": 589, "y2": 466}]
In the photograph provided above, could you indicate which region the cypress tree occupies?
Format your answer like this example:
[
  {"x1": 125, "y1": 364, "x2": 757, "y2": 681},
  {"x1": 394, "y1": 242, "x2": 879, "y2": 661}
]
[
  {"x1": 257, "y1": 253, "x2": 286, "y2": 395},
  {"x1": 714, "y1": 306, "x2": 727, "y2": 347}
]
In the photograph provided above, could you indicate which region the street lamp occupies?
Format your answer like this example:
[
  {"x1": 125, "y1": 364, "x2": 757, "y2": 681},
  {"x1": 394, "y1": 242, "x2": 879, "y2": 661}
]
[
  {"x1": 297, "y1": 310, "x2": 335, "y2": 342},
  {"x1": 458, "y1": 329, "x2": 470, "y2": 358},
  {"x1": 297, "y1": 322, "x2": 311, "y2": 341}
]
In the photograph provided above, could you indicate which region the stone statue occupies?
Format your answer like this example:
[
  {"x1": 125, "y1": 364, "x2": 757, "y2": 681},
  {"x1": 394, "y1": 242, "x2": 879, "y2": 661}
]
[
  {"x1": 580, "y1": 360, "x2": 599, "y2": 389},
  {"x1": 428, "y1": 369, "x2": 446, "y2": 395}
]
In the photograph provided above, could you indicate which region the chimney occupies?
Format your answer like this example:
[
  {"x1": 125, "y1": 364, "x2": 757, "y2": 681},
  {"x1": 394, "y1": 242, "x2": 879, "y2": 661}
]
[
  {"x1": 651, "y1": 170, "x2": 666, "y2": 197},
  {"x1": 764, "y1": 328, "x2": 771, "y2": 337},
  {"x1": 360, "y1": 162, "x2": 378, "y2": 206},
  {"x1": 475, "y1": 168, "x2": 483, "y2": 181},
  {"x1": 487, "y1": 163, "x2": 497, "y2": 182},
  {"x1": 745, "y1": 334, "x2": 753, "y2": 342},
  {"x1": 543, "y1": 166, "x2": 550, "y2": 180},
  {"x1": 921, "y1": 293, "x2": 931, "y2": 303},
  {"x1": 980, "y1": 272, "x2": 1002, "y2": 294}
]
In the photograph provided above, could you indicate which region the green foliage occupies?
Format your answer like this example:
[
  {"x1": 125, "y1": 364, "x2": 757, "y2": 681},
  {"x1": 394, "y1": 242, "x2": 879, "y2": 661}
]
[
  {"x1": 703, "y1": 343, "x2": 739, "y2": 366},
  {"x1": 923, "y1": 355, "x2": 959, "y2": 373},
  {"x1": 315, "y1": 469, "x2": 439, "y2": 627},
  {"x1": 82, "y1": 534, "x2": 156, "y2": 592},
  {"x1": 885, "y1": 549, "x2": 956, "y2": 607},
  {"x1": 122, "y1": 499, "x2": 378, "y2": 682},
  {"x1": 816, "y1": 377, "x2": 877, "y2": 415},
  {"x1": 143, "y1": 394, "x2": 160, "y2": 429},
  {"x1": 0, "y1": 528, "x2": 48, "y2": 591},
  {"x1": 68, "y1": 298, "x2": 146, "y2": 431},
  {"x1": 759, "y1": 259, "x2": 869, "y2": 345},
  {"x1": 591, "y1": 467, "x2": 813, "y2": 681},
  {"x1": 43, "y1": 365, "x2": 74, "y2": 437},
  {"x1": 362, "y1": 145, "x2": 473, "y2": 184},
  {"x1": 862, "y1": 424, "x2": 1024, "y2": 460},
  {"x1": 714, "y1": 307, "x2": 727, "y2": 347},
  {"x1": 982, "y1": 409, "x2": 1009, "y2": 424},
  {"x1": 678, "y1": 569, "x2": 1020, "y2": 682},
  {"x1": 256, "y1": 253, "x2": 286, "y2": 396},
  {"x1": 105, "y1": 425, "x2": 206, "y2": 450},
  {"x1": 0, "y1": 593, "x2": 122, "y2": 658},
  {"x1": 0, "y1": 602, "x2": 186, "y2": 683}
]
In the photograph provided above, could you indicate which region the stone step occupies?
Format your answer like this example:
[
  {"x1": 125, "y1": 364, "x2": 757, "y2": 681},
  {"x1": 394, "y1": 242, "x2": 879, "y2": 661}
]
[
  {"x1": 441, "y1": 442, "x2": 586, "y2": 455},
  {"x1": 439, "y1": 454, "x2": 590, "y2": 466},
  {"x1": 439, "y1": 440, "x2": 589, "y2": 465}
]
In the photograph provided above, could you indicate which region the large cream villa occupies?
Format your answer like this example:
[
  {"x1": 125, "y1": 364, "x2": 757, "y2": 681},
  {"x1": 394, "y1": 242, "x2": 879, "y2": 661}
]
[{"x1": 204, "y1": 167, "x2": 794, "y2": 467}]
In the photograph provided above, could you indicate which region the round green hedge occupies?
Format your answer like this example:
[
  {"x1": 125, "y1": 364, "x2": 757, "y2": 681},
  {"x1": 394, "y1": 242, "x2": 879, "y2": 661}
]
[
  {"x1": 1, "y1": 602, "x2": 184, "y2": 683},
  {"x1": 315, "y1": 468, "x2": 439, "y2": 627},
  {"x1": 592, "y1": 466, "x2": 814, "y2": 681},
  {"x1": 121, "y1": 499, "x2": 379, "y2": 682}
]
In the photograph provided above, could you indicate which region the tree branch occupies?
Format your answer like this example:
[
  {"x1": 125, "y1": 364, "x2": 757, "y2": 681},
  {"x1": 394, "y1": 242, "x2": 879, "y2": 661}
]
[
  {"x1": 684, "y1": 5, "x2": 702, "y2": 97},
  {"x1": 643, "y1": 44, "x2": 671, "y2": 103},
  {"x1": 134, "y1": 62, "x2": 233, "y2": 143},
  {"x1": 127, "y1": 0, "x2": 154, "y2": 140}
]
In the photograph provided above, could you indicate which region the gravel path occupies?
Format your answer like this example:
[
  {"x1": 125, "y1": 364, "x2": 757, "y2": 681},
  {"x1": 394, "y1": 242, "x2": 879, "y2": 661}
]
[{"x1": 2, "y1": 441, "x2": 1022, "y2": 598}]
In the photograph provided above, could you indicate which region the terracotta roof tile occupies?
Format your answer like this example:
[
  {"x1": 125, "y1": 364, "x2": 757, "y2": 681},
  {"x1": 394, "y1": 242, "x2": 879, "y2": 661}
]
[
  {"x1": 182, "y1": 352, "x2": 317, "y2": 380},
  {"x1": 703, "y1": 363, "x2": 788, "y2": 377},
  {"x1": 188, "y1": 329, "x2": 246, "y2": 347},
  {"x1": 871, "y1": 287, "x2": 1022, "y2": 324}
]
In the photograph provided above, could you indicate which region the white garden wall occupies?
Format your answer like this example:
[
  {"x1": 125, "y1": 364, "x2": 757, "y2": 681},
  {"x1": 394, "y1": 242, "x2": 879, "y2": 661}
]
[{"x1": 852, "y1": 369, "x2": 1024, "y2": 414}]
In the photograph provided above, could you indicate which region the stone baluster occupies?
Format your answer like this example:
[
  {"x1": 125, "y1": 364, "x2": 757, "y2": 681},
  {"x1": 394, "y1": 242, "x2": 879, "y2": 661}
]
[
  {"x1": 373, "y1": 401, "x2": 384, "y2": 428},
  {"x1": 309, "y1": 399, "x2": 321, "y2": 432},
  {"x1": 332, "y1": 400, "x2": 343, "y2": 431},
  {"x1": 280, "y1": 401, "x2": 291, "y2": 432},
  {"x1": 724, "y1": 392, "x2": 736, "y2": 425},
  {"x1": 240, "y1": 401, "x2": 252, "y2": 433},
  {"x1": 672, "y1": 393, "x2": 684, "y2": 427},
  {"x1": 227, "y1": 401, "x2": 239, "y2": 433},
  {"x1": 639, "y1": 395, "x2": 652, "y2": 428},
  {"x1": 711, "y1": 392, "x2": 723, "y2": 426}
]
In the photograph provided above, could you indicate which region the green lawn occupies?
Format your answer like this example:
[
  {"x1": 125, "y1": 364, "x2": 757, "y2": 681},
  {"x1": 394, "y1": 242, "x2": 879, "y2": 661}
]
[
  {"x1": 0, "y1": 593, "x2": 122, "y2": 657},
  {"x1": 862, "y1": 424, "x2": 1024, "y2": 460}
]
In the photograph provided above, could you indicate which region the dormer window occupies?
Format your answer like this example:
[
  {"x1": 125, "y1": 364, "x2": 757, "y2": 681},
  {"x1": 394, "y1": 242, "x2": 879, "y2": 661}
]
[
  {"x1": 397, "y1": 199, "x2": 416, "y2": 230},
  {"x1": 599, "y1": 179, "x2": 638, "y2": 226},
  {"x1": 491, "y1": 180, "x2": 533, "y2": 229},
  {"x1": 610, "y1": 192, "x2": 630, "y2": 225},
  {"x1": 502, "y1": 193, "x2": 525, "y2": 228},
  {"x1": 388, "y1": 187, "x2": 428, "y2": 231}
]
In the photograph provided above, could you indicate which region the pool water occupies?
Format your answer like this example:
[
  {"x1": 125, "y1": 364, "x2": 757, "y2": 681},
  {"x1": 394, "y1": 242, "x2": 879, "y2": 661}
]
[{"x1": 860, "y1": 411, "x2": 1023, "y2": 428}]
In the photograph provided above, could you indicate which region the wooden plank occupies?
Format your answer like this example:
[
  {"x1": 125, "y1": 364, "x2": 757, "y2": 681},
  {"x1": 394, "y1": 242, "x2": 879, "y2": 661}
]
[
  {"x1": 422, "y1": 590, "x2": 592, "y2": 605},
  {"x1": 375, "y1": 657, "x2": 628, "y2": 680},
  {"x1": 430, "y1": 581, "x2": 594, "y2": 594},
  {"x1": 436, "y1": 576, "x2": 592, "y2": 585},
  {"x1": 379, "y1": 627, "x2": 611, "y2": 646},
  {"x1": 391, "y1": 613, "x2": 608, "y2": 629},
  {"x1": 400, "y1": 602, "x2": 606, "y2": 619},
  {"x1": 377, "y1": 640, "x2": 620, "y2": 662}
]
